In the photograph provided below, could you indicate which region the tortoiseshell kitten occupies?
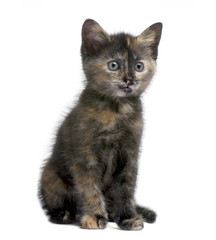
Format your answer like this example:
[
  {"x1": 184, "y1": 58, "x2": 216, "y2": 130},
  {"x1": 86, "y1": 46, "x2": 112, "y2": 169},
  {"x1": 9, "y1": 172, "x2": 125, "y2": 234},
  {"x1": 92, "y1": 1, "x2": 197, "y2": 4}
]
[{"x1": 39, "y1": 19, "x2": 162, "y2": 230}]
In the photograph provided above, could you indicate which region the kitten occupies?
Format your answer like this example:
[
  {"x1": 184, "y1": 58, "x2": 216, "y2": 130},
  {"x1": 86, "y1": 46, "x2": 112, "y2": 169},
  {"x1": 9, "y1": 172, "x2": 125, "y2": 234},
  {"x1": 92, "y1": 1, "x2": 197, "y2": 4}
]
[{"x1": 39, "y1": 19, "x2": 162, "y2": 230}]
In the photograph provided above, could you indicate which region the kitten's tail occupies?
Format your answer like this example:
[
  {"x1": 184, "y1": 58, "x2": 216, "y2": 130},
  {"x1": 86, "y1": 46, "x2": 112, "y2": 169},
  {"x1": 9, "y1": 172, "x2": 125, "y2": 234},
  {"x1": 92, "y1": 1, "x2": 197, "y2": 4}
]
[{"x1": 136, "y1": 205, "x2": 157, "y2": 223}]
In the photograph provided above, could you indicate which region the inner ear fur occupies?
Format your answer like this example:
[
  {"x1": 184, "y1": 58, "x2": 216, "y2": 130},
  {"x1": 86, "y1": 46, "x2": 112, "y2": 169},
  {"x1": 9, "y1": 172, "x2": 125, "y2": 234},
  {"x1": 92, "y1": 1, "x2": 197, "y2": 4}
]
[
  {"x1": 82, "y1": 19, "x2": 110, "y2": 56},
  {"x1": 137, "y1": 22, "x2": 162, "y2": 60}
]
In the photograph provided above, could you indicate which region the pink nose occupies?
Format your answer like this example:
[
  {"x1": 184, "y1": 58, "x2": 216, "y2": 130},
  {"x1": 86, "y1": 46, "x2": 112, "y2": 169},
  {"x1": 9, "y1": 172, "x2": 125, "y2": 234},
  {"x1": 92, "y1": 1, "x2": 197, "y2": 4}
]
[{"x1": 126, "y1": 79, "x2": 134, "y2": 86}]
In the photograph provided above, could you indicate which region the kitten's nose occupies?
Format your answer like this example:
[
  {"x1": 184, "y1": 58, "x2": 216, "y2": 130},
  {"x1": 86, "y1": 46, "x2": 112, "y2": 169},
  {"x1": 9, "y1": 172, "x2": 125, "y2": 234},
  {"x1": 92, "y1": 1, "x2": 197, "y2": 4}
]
[{"x1": 125, "y1": 78, "x2": 134, "y2": 86}]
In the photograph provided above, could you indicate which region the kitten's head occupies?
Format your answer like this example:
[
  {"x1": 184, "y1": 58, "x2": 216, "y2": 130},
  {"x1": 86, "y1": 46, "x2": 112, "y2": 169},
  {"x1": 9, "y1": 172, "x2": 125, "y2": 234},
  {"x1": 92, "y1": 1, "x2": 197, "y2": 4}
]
[{"x1": 81, "y1": 19, "x2": 162, "y2": 98}]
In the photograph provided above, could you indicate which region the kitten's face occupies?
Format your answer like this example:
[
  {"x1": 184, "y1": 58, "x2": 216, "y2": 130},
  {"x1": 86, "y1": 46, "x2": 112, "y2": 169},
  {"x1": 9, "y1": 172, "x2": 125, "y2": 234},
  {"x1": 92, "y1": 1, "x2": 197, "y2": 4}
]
[{"x1": 81, "y1": 20, "x2": 162, "y2": 98}]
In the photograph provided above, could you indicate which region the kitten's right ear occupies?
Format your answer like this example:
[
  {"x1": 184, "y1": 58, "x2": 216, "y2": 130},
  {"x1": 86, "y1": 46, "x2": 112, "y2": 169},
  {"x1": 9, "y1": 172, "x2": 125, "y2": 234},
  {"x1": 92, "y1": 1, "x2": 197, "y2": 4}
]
[{"x1": 81, "y1": 19, "x2": 110, "y2": 56}]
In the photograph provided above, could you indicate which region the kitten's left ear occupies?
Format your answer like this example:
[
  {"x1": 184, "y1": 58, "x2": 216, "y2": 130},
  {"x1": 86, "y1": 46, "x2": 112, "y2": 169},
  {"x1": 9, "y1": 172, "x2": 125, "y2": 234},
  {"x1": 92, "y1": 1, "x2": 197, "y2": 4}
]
[
  {"x1": 81, "y1": 19, "x2": 110, "y2": 56},
  {"x1": 137, "y1": 22, "x2": 163, "y2": 60}
]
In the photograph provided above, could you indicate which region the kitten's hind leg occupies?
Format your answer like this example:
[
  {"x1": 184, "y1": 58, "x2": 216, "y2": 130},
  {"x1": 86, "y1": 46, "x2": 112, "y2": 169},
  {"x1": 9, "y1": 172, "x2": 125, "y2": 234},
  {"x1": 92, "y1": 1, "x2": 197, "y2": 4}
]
[
  {"x1": 136, "y1": 205, "x2": 157, "y2": 223},
  {"x1": 40, "y1": 189, "x2": 77, "y2": 224},
  {"x1": 39, "y1": 165, "x2": 77, "y2": 224}
]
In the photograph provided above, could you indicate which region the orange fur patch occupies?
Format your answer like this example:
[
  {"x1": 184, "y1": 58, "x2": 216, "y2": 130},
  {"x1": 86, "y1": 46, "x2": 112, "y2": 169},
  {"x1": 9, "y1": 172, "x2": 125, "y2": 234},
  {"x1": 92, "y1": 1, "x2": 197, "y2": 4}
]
[{"x1": 81, "y1": 215, "x2": 98, "y2": 229}]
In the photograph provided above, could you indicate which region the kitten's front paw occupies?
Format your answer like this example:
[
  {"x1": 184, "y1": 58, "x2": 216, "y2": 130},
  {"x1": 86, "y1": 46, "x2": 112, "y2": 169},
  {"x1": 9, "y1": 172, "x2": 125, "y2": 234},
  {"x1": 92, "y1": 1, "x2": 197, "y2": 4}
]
[
  {"x1": 81, "y1": 215, "x2": 107, "y2": 229},
  {"x1": 117, "y1": 215, "x2": 144, "y2": 231}
]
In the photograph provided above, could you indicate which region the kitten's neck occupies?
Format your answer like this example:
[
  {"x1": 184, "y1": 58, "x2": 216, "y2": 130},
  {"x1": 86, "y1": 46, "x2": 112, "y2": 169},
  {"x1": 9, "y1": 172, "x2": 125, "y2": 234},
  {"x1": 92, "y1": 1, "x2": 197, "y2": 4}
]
[{"x1": 80, "y1": 86, "x2": 141, "y2": 113}]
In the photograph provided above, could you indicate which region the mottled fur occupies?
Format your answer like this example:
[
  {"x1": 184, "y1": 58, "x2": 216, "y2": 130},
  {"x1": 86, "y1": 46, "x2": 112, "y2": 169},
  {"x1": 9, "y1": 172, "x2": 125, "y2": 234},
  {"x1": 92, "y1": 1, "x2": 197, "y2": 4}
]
[{"x1": 39, "y1": 19, "x2": 162, "y2": 230}]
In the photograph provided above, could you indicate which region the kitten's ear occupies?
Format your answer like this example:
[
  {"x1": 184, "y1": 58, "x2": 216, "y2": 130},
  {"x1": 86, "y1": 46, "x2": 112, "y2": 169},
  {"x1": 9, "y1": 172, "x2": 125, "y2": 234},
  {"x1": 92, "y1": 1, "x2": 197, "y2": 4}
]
[
  {"x1": 81, "y1": 19, "x2": 110, "y2": 56},
  {"x1": 137, "y1": 22, "x2": 162, "y2": 60}
]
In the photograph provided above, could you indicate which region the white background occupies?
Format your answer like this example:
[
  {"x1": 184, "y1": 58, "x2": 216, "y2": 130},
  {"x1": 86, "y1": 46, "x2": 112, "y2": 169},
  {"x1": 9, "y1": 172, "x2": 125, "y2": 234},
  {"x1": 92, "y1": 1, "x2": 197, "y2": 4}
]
[{"x1": 0, "y1": 0, "x2": 216, "y2": 239}]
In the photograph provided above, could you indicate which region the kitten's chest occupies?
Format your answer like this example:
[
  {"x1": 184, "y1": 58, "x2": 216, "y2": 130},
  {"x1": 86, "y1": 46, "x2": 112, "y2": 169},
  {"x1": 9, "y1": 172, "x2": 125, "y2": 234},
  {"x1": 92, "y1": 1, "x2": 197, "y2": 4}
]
[
  {"x1": 89, "y1": 102, "x2": 135, "y2": 131},
  {"x1": 89, "y1": 100, "x2": 143, "y2": 145},
  {"x1": 91, "y1": 104, "x2": 143, "y2": 186}
]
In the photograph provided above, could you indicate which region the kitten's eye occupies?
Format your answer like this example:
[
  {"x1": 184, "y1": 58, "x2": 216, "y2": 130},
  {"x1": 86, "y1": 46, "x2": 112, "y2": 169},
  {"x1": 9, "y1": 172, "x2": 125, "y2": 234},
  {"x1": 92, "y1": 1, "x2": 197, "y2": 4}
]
[
  {"x1": 134, "y1": 62, "x2": 144, "y2": 72},
  {"x1": 108, "y1": 61, "x2": 119, "y2": 71}
]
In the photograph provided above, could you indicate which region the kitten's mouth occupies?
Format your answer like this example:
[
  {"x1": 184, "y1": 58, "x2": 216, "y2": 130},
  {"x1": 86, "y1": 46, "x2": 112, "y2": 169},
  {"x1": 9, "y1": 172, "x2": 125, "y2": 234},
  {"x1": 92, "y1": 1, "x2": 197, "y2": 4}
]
[{"x1": 118, "y1": 85, "x2": 132, "y2": 93}]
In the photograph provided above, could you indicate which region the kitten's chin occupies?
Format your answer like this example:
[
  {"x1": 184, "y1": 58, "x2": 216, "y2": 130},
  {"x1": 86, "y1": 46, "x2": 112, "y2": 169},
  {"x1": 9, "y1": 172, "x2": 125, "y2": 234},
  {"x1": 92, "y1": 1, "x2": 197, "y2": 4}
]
[
  {"x1": 113, "y1": 84, "x2": 141, "y2": 98},
  {"x1": 114, "y1": 86, "x2": 134, "y2": 98}
]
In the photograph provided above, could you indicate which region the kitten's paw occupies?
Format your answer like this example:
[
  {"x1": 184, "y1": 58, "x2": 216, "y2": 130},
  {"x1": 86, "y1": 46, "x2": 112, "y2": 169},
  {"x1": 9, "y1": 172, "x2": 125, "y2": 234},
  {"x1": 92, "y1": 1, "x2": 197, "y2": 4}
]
[
  {"x1": 117, "y1": 215, "x2": 144, "y2": 230},
  {"x1": 49, "y1": 210, "x2": 74, "y2": 224},
  {"x1": 81, "y1": 215, "x2": 107, "y2": 229},
  {"x1": 96, "y1": 215, "x2": 108, "y2": 229},
  {"x1": 136, "y1": 205, "x2": 157, "y2": 223},
  {"x1": 144, "y1": 209, "x2": 157, "y2": 223}
]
